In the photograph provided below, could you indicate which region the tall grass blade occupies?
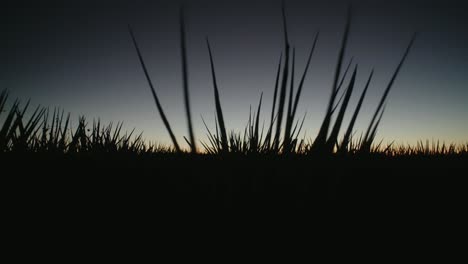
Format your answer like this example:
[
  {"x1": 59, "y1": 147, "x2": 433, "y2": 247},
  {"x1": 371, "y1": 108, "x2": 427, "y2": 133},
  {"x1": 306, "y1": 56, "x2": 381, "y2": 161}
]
[
  {"x1": 339, "y1": 69, "x2": 374, "y2": 152},
  {"x1": 283, "y1": 48, "x2": 296, "y2": 151},
  {"x1": 273, "y1": 1, "x2": 291, "y2": 150},
  {"x1": 362, "y1": 104, "x2": 387, "y2": 152},
  {"x1": 287, "y1": 48, "x2": 296, "y2": 119},
  {"x1": 291, "y1": 32, "x2": 319, "y2": 120},
  {"x1": 368, "y1": 104, "x2": 387, "y2": 147},
  {"x1": 128, "y1": 25, "x2": 181, "y2": 152},
  {"x1": 364, "y1": 33, "x2": 417, "y2": 142},
  {"x1": 201, "y1": 116, "x2": 219, "y2": 153},
  {"x1": 266, "y1": 53, "x2": 283, "y2": 148},
  {"x1": 291, "y1": 111, "x2": 307, "y2": 141},
  {"x1": 206, "y1": 38, "x2": 229, "y2": 152},
  {"x1": 335, "y1": 57, "x2": 354, "y2": 96},
  {"x1": 326, "y1": 66, "x2": 358, "y2": 152},
  {"x1": 253, "y1": 92, "x2": 263, "y2": 151},
  {"x1": 313, "y1": 6, "x2": 352, "y2": 150},
  {"x1": 0, "y1": 100, "x2": 19, "y2": 150},
  {"x1": 0, "y1": 90, "x2": 8, "y2": 115},
  {"x1": 180, "y1": 7, "x2": 196, "y2": 153},
  {"x1": 331, "y1": 57, "x2": 355, "y2": 114}
]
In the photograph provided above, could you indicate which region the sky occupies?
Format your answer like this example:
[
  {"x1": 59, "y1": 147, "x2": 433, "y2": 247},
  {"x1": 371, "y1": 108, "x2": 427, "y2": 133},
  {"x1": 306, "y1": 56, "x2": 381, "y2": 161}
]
[{"x1": 2, "y1": 0, "x2": 468, "y2": 147}]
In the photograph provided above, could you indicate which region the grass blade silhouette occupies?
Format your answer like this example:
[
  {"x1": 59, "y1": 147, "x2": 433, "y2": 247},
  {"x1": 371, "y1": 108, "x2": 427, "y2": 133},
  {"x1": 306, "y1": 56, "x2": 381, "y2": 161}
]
[
  {"x1": 366, "y1": 104, "x2": 387, "y2": 151},
  {"x1": 273, "y1": 1, "x2": 291, "y2": 151},
  {"x1": 339, "y1": 69, "x2": 374, "y2": 152},
  {"x1": 291, "y1": 111, "x2": 307, "y2": 143},
  {"x1": 0, "y1": 100, "x2": 19, "y2": 150},
  {"x1": 180, "y1": 7, "x2": 196, "y2": 153},
  {"x1": 331, "y1": 57, "x2": 355, "y2": 114},
  {"x1": 214, "y1": 114, "x2": 221, "y2": 150},
  {"x1": 283, "y1": 47, "x2": 296, "y2": 151},
  {"x1": 254, "y1": 92, "x2": 263, "y2": 151},
  {"x1": 128, "y1": 25, "x2": 181, "y2": 152},
  {"x1": 364, "y1": 33, "x2": 417, "y2": 142},
  {"x1": 313, "y1": 6, "x2": 352, "y2": 150},
  {"x1": 206, "y1": 38, "x2": 228, "y2": 152},
  {"x1": 284, "y1": 31, "x2": 319, "y2": 152},
  {"x1": 266, "y1": 53, "x2": 282, "y2": 148},
  {"x1": 291, "y1": 32, "x2": 319, "y2": 120},
  {"x1": 0, "y1": 90, "x2": 8, "y2": 115},
  {"x1": 287, "y1": 48, "x2": 296, "y2": 120},
  {"x1": 201, "y1": 116, "x2": 219, "y2": 153},
  {"x1": 326, "y1": 66, "x2": 358, "y2": 152}
]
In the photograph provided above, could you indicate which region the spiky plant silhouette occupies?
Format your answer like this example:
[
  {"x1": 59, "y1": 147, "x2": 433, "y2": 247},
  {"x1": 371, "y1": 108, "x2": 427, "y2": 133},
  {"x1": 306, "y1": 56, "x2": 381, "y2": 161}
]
[
  {"x1": 3, "y1": 3, "x2": 462, "y2": 157},
  {"x1": 127, "y1": 3, "x2": 417, "y2": 155}
]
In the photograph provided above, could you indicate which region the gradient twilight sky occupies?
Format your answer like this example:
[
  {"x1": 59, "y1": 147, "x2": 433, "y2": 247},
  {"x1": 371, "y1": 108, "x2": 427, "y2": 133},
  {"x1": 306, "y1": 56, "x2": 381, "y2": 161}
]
[{"x1": 2, "y1": 0, "x2": 467, "y2": 146}]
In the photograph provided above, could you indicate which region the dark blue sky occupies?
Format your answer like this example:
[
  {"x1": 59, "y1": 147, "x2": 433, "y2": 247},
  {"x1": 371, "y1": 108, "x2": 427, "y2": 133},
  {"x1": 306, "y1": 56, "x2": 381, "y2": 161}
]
[{"x1": 2, "y1": 0, "x2": 467, "y2": 146}]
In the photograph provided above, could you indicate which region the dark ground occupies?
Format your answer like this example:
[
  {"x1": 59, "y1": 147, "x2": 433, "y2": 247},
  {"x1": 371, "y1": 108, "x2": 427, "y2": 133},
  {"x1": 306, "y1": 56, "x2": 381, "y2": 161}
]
[{"x1": 2, "y1": 153, "x2": 467, "y2": 210}]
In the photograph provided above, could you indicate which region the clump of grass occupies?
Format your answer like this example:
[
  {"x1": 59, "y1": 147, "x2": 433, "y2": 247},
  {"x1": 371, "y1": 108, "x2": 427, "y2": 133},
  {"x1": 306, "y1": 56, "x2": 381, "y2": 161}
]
[
  {"x1": 129, "y1": 8, "x2": 197, "y2": 153},
  {"x1": 196, "y1": 3, "x2": 417, "y2": 155},
  {"x1": 379, "y1": 140, "x2": 468, "y2": 156},
  {"x1": 3, "y1": 4, "x2": 464, "y2": 158},
  {"x1": 1, "y1": 88, "x2": 466, "y2": 156},
  {"x1": 0, "y1": 93, "x2": 160, "y2": 154},
  {"x1": 312, "y1": 6, "x2": 352, "y2": 154}
]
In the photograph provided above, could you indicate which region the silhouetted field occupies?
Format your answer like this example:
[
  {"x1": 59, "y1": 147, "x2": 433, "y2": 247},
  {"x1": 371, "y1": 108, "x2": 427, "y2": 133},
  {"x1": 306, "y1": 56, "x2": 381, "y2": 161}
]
[{"x1": 2, "y1": 3, "x2": 467, "y2": 209}]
